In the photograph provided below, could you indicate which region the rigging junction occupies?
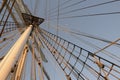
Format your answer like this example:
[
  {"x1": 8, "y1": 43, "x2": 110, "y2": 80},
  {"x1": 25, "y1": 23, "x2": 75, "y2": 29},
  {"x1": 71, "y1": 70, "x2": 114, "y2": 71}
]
[{"x1": 0, "y1": 0, "x2": 120, "y2": 80}]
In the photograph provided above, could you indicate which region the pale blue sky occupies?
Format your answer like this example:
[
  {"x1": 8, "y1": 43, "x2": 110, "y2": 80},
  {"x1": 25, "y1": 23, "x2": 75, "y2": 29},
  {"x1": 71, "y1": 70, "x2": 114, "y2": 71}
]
[{"x1": 23, "y1": 0, "x2": 120, "y2": 80}]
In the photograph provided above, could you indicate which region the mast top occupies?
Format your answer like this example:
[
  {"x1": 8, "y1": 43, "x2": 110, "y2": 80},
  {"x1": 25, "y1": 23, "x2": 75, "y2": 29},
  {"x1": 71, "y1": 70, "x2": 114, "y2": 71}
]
[{"x1": 22, "y1": 13, "x2": 44, "y2": 26}]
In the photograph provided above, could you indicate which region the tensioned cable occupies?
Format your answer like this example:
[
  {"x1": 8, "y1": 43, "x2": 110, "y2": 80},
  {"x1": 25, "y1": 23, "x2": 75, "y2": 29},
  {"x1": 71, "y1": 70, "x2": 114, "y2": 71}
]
[
  {"x1": 70, "y1": 34, "x2": 120, "y2": 62},
  {"x1": 0, "y1": 0, "x2": 8, "y2": 14},
  {"x1": 52, "y1": 11, "x2": 120, "y2": 20},
  {"x1": 45, "y1": 25, "x2": 120, "y2": 64},
  {"x1": 32, "y1": 31, "x2": 45, "y2": 80},
  {"x1": 0, "y1": 30, "x2": 19, "y2": 45},
  {"x1": 44, "y1": 27, "x2": 120, "y2": 73},
  {"x1": 46, "y1": 24, "x2": 120, "y2": 62},
  {"x1": 29, "y1": 0, "x2": 33, "y2": 14},
  {"x1": 33, "y1": 28, "x2": 48, "y2": 62},
  {"x1": 69, "y1": 27, "x2": 120, "y2": 46},
  {"x1": 0, "y1": 42, "x2": 9, "y2": 51},
  {"x1": 53, "y1": 24, "x2": 120, "y2": 63},
  {"x1": 50, "y1": 0, "x2": 120, "y2": 17},
  {"x1": 0, "y1": 0, "x2": 16, "y2": 37},
  {"x1": 0, "y1": 0, "x2": 11, "y2": 25},
  {"x1": 40, "y1": 28, "x2": 120, "y2": 80},
  {"x1": 34, "y1": 0, "x2": 40, "y2": 15},
  {"x1": 56, "y1": 0, "x2": 60, "y2": 37},
  {"x1": 45, "y1": 0, "x2": 48, "y2": 20},
  {"x1": 93, "y1": 38, "x2": 120, "y2": 55},
  {"x1": 1, "y1": 27, "x2": 21, "y2": 37},
  {"x1": 0, "y1": 21, "x2": 17, "y2": 23},
  {"x1": 0, "y1": 29, "x2": 18, "y2": 41},
  {"x1": 48, "y1": 0, "x2": 73, "y2": 13},
  {"x1": 0, "y1": 28, "x2": 18, "y2": 38},
  {"x1": 40, "y1": 30, "x2": 88, "y2": 79},
  {"x1": 0, "y1": 33, "x2": 15, "y2": 44},
  {"x1": 45, "y1": 23, "x2": 120, "y2": 46},
  {"x1": 49, "y1": 0, "x2": 86, "y2": 15},
  {"x1": 0, "y1": 31, "x2": 19, "y2": 57},
  {"x1": 0, "y1": 14, "x2": 9, "y2": 17},
  {"x1": 0, "y1": 30, "x2": 19, "y2": 56}
]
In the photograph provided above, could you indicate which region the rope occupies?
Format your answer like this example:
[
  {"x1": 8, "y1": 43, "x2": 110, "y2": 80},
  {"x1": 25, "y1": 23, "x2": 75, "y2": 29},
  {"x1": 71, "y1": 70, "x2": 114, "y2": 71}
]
[
  {"x1": 56, "y1": 0, "x2": 60, "y2": 37},
  {"x1": 0, "y1": 0, "x2": 8, "y2": 13},
  {"x1": 50, "y1": 0, "x2": 120, "y2": 17},
  {"x1": 48, "y1": 0, "x2": 73, "y2": 13},
  {"x1": 52, "y1": 11, "x2": 120, "y2": 19},
  {"x1": 49, "y1": 0, "x2": 86, "y2": 15},
  {"x1": 93, "y1": 38, "x2": 120, "y2": 55},
  {"x1": 0, "y1": 0, "x2": 16, "y2": 37},
  {"x1": 0, "y1": 0, "x2": 11, "y2": 25},
  {"x1": 42, "y1": 24, "x2": 120, "y2": 63},
  {"x1": 39, "y1": 28, "x2": 120, "y2": 80}
]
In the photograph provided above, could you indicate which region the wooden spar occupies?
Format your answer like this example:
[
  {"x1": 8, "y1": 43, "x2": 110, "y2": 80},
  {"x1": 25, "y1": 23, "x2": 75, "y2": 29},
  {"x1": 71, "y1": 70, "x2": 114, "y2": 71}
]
[{"x1": 0, "y1": 25, "x2": 32, "y2": 80}]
